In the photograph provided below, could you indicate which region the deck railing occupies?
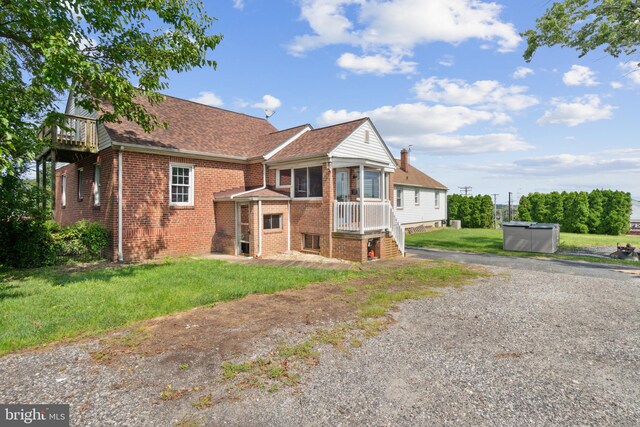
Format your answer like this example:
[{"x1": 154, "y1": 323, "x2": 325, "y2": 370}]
[
  {"x1": 333, "y1": 200, "x2": 405, "y2": 255},
  {"x1": 40, "y1": 114, "x2": 98, "y2": 152}
]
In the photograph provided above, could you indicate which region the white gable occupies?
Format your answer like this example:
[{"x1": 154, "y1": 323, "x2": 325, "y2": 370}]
[{"x1": 329, "y1": 120, "x2": 396, "y2": 168}]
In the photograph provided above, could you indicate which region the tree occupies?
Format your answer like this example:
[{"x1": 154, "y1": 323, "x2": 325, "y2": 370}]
[
  {"x1": 0, "y1": 0, "x2": 222, "y2": 174},
  {"x1": 587, "y1": 189, "x2": 605, "y2": 233},
  {"x1": 523, "y1": 1, "x2": 640, "y2": 63},
  {"x1": 546, "y1": 192, "x2": 564, "y2": 224},
  {"x1": 518, "y1": 195, "x2": 533, "y2": 221}
]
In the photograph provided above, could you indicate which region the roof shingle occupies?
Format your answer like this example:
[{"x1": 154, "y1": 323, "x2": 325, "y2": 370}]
[
  {"x1": 393, "y1": 160, "x2": 448, "y2": 190},
  {"x1": 103, "y1": 95, "x2": 301, "y2": 158}
]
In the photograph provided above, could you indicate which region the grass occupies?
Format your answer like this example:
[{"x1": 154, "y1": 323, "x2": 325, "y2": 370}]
[
  {"x1": 0, "y1": 258, "x2": 361, "y2": 355},
  {"x1": 406, "y1": 228, "x2": 640, "y2": 264},
  {"x1": 219, "y1": 261, "x2": 488, "y2": 396}
]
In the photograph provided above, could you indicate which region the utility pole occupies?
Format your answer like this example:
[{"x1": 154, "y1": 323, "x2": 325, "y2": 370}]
[
  {"x1": 508, "y1": 192, "x2": 513, "y2": 222},
  {"x1": 491, "y1": 193, "x2": 499, "y2": 228},
  {"x1": 458, "y1": 186, "x2": 472, "y2": 197}
]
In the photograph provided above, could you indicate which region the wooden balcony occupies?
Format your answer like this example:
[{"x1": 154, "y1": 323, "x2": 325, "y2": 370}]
[{"x1": 39, "y1": 114, "x2": 98, "y2": 162}]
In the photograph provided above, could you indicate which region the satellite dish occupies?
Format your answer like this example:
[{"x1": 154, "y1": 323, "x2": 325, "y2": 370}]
[{"x1": 264, "y1": 109, "x2": 276, "y2": 120}]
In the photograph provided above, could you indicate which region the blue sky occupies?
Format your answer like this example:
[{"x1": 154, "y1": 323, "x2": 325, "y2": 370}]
[{"x1": 157, "y1": 1, "x2": 638, "y2": 203}]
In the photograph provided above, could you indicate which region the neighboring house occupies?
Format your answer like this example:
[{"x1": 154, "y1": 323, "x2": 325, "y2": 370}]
[
  {"x1": 393, "y1": 149, "x2": 448, "y2": 230},
  {"x1": 35, "y1": 93, "x2": 407, "y2": 263},
  {"x1": 630, "y1": 199, "x2": 640, "y2": 235}
]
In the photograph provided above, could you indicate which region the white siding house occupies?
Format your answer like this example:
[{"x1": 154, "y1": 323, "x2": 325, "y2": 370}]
[{"x1": 393, "y1": 149, "x2": 448, "y2": 229}]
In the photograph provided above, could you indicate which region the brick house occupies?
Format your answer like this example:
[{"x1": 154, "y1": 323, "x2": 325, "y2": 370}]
[{"x1": 36, "y1": 93, "x2": 407, "y2": 263}]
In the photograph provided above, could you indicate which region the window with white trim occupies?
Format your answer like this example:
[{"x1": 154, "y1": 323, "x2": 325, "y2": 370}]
[
  {"x1": 435, "y1": 191, "x2": 440, "y2": 209},
  {"x1": 293, "y1": 166, "x2": 322, "y2": 198},
  {"x1": 396, "y1": 188, "x2": 403, "y2": 209},
  {"x1": 77, "y1": 167, "x2": 84, "y2": 200},
  {"x1": 93, "y1": 164, "x2": 101, "y2": 206},
  {"x1": 415, "y1": 189, "x2": 420, "y2": 206},
  {"x1": 61, "y1": 174, "x2": 67, "y2": 208},
  {"x1": 263, "y1": 214, "x2": 282, "y2": 230},
  {"x1": 277, "y1": 169, "x2": 291, "y2": 188},
  {"x1": 170, "y1": 164, "x2": 194, "y2": 206}
]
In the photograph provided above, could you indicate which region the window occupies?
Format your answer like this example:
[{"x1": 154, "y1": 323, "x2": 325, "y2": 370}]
[
  {"x1": 396, "y1": 188, "x2": 403, "y2": 208},
  {"x1": 263, "y1": 214, "x2": 282, "y2": 230},
  {"x1": 61, "y1": 175, "x2": 67, "y2": 208},
  {"x1": 363, "y1": 170, "x2": 380, "y2": 199},
  {"x1": 415, "y1": 190, "x2": 420, "y2": 206},
  {"x1": 293, "y1": 166, "x2": 322, "y2": 198},
  {"x1": 77, "y1": 168, "x2": 84, "y2": 200},
  {"x1": 93, "y1": 164, "x2": 101, "y2": 206},
  {"x1": 170, "y1": 164, "x2": 194, "y2": 206},
  {"x1": 364, "y1": 130, "x2": 370, "y2": 144},
  {"x1": 303, "y1": 234, "x2": 320, "y2": 251},
  {"x1": 435, "y1": 191, "x2": 440, "y2": 209},
  {"x1": 277, "y1": 169, "x2": 291, "y2": 187}
]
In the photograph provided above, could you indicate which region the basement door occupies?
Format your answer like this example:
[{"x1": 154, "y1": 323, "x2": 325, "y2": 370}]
[{"x1": 237, "y1": 203, "x2": 250, "y2": 256}]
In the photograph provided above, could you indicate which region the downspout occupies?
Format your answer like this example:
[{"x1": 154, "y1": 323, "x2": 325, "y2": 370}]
[
  {"x1": 287, "y1": 200, "x2": 291, "y2": 252},
  {"x1": 231, "y1": 164, "x2": 267, "y2": 199},
  {"x1": 258, "y1": 200, "x2": 263, "y2": 257},
  {"x1": 117, "y1": 146, "x2": 123, "y2": 262}
]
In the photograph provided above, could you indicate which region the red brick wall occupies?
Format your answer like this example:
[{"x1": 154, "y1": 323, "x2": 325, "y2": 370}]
[
  {"x1": 260, "y1": 201, "x2": 289, "y2": 257},
  {"x1": 289, "y1": 162, "x2": 333, "y2": 257},
  {"x1": 213, "y1": 201, "x2": 236, "y2": 254},
  {"x1": 332, "y1": 234, "x2": 368, "y2": 262},
  {"x1": 118, "y1": 151, "x2": 248, "y2": 261},
  {"x1": 54, "y1": 148, "x2": 117, "y2": 259}
]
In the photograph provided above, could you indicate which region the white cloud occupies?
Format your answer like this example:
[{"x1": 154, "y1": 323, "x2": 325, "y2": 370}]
[
  {"x1": 537, "y1": 95, "x2": 614, "y2": 127},
  {"x1": 405, "y1": 133, "x2": 532, "y2": 154},
  {"x1": 611, "y1": 81, "x2": 623, "y2": 89},
  {"x1": 562, "y1": 65, "x2": 598, "y2": 86},
  {"x1": 438, "y1": 55, "x2": 455, "y2": 67},
  {"x1": 233, "y1": 0, "x2": 244, "y2": 10},
  {"x1": 189, "y1": 91, "x2": 224, "y2": 107},
  {"x1": 336, "y1": 52, "x2": 417, "y2": 75},
  {"x1": 413, "y1": 77, "x2": 539, "y2": 111},
  {"x1": 288, "y1": 0, "x2": 520, "y2": 73},
  {"x1": 619, "y1": 61, "x2": 640, "y2": 85},
  {"x1": 461, "y1": 152, "x2": 640, "y2": 176},
  {"x1": 318, "y1": 103, "x2": 531, "y2": 154},
  {"x1": 512, "y1": 66, "x2": 533, "y2": 79},
  {"x1": 252, "y1": 94, "x2": 282, "y2": 111}
]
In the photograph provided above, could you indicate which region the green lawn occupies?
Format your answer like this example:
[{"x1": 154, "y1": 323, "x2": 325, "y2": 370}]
[
  {"x1": 0, "y1": 259, "x2": 361, "y2": 355},
  {"x1": 406, "y1": 228, "x2": 640, "y2": 262}
]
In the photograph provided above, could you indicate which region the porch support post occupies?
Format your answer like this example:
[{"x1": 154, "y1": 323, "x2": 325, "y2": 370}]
[
  {"x1": 359, "y1": 164, "x2": 364, "y2": 234},
  {"x1": 42, "y1": 157, "x2": 47, "y2": 212},
  {"x1": 50, "y1": 150, "x2": 56, "y2": 210},
  {"x1": 35, "y1": 159, "x2": 40, "y2": 188}
]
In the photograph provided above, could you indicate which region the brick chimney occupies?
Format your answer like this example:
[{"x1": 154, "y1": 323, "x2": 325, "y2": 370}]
[{"x1": 400, "y1": 148, "x2": 409, "y2": 172}]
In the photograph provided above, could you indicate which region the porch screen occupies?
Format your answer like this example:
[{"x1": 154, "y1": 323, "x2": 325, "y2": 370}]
[
  {"x1": 363, "y1": 170, "x2": 380, "y2": 199},
  {"x1": 294, "y1": 166, "x2": 323, "y2": 198}
]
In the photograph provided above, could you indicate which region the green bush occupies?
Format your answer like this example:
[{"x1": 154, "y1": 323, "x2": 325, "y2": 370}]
[
  {"x1": 52, "y1": 220, "x2": 109, "y2": 260},
  {"x1": 447, "y1": 194, "x2": 494, "y2": 228},
  {"x1": 517, "y1": 189, "x2": 631, "y2": 235}
]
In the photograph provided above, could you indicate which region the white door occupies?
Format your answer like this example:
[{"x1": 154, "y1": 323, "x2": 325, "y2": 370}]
[{"x1": 336, "y1": 169, "x2": 349, "y2": 202}]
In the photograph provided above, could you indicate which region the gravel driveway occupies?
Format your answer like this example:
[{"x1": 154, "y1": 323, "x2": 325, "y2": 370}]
[{"x1": 1, "y1": 260, "x2": 639, "y2": 426}]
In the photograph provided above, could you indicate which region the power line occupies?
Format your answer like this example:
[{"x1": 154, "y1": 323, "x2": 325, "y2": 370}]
[{"x1": 458, "y1": 186, "x2": 472, "y2": 197}]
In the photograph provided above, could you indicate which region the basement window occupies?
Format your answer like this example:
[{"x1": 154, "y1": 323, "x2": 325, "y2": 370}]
[
  {"x1": 303, "y1": 234, "x2": 320, "y2": 251},
  {"x1": 170, "y1": 163, "x2": 194, "y2": 206},
  {"x1": 264, "y1": 214, "x2": 282, "y2": 230}
]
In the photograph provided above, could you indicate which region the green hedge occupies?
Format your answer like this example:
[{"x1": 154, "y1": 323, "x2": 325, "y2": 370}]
[
  {"x1": 447, "y1": 194, "x2": 494, "y2": 228},
  {"x1": 518, "y1": 190, "x2": 631, "y2": 235}
]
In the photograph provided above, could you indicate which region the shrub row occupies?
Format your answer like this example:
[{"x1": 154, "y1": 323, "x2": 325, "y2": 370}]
[
  {"x1": 518, "y1": 190, "x2": 632, "y2": 235},
  {"x1": 447, "y1": 194, "x2": 494, "y2": 229},
  {"x1": 0, "y1": 219, "x2": 109, "y2": 268}
]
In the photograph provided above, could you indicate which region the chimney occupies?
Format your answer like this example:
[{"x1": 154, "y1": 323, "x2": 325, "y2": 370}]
[{"x1": 400, "y1": 148, "x2": 409, "y2": 172}]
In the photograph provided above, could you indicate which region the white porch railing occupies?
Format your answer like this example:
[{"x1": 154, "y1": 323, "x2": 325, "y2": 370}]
[{"x1": 333, "y1": 201, "x2": 405, "y2": 255}]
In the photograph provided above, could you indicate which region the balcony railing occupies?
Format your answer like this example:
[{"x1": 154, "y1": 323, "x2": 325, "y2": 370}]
[
  {"x1": 333, "y1": 200, "x2": 405, "y2": 255},
  {"x1": 40, "y1": 114, "x2": 98, "y2": 152}
]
